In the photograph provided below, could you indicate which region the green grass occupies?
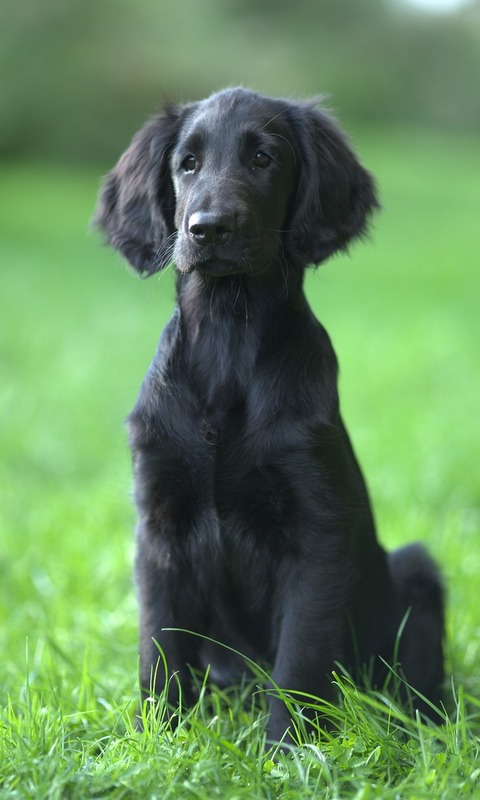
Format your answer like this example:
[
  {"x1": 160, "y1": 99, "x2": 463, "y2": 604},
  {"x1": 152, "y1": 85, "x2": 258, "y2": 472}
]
[{"x1": 1, "y1": 130, "x2": 479, "y2": 798}]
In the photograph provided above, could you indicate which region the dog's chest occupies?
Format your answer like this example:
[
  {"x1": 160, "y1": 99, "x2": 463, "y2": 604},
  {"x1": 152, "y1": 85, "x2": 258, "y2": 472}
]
[
  {"x1": 132, "y1": 302, "x2": 309, "y2": 547},
  {"x1": 200, "y1": 389, "x2": 245, "y2": 445},
  {"x1": 201, "y1": 408, "x2": 225, "y2": 445},
  {"x1": 186, "y1": 319, "x2": 256, "y2": 444}
]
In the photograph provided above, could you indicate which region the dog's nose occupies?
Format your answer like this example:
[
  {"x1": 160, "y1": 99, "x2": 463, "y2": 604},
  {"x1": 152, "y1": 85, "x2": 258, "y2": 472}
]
[{"x1": 188, "y1": 211, "x2": 235, "y2": 246}]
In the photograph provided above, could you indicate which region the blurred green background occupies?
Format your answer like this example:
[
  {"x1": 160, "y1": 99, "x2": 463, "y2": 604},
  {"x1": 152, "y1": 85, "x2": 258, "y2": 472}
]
[{"x1": 1, "y1": 0, "x2": 479, "y2": 717}]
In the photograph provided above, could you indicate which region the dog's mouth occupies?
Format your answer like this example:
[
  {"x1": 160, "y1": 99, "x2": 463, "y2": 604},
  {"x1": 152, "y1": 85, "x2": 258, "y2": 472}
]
[
  {"x1": 176, "y1": 250, "x2": 251, "y2": 277},
  {"x1": 173, "y1": 236, "x2": 267, "y2": 277},
  {"x1": 195, "y1": 258, "x2": 247, "y2": 277}
]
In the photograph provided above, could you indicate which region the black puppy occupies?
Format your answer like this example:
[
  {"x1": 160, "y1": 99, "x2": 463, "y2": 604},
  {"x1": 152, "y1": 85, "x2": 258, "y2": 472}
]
[{"x1": 95, "y1": 87, "x2": 444, "y2": 744}]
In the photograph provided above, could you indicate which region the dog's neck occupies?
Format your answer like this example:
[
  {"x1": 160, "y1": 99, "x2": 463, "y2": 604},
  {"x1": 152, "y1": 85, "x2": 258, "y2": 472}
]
[
  {"x1": 175, "y1": 269, "x2": 307, "y2": 405},
  {"x1": 177, "y1": 268, "x2": 306, "y2": 322}
]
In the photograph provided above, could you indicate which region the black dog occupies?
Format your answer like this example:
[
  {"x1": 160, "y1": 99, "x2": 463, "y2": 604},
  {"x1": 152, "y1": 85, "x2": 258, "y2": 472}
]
[{"x1": 95, "y1": 87, "x2": 444, "y2": 744}]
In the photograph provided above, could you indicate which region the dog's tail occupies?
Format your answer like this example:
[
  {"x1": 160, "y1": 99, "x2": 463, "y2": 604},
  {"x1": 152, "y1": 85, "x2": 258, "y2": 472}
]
[{"x1": 388, "y1": 542, "x2": 445, "y2": 718}]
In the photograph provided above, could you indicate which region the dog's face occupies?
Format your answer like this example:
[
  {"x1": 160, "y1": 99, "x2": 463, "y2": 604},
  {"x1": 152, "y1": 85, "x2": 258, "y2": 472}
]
[
  {"x1": 94, "y1": 87, "x2": 379, "y2": 277},
  {"x1": 169, "y1": 91, "x2": 299, "y2": 278}
]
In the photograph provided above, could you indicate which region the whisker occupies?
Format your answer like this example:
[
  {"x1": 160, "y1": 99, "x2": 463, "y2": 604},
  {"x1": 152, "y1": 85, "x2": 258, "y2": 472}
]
[{"x1": 152, "y1": 231, "x2": 177, "y2": 273}]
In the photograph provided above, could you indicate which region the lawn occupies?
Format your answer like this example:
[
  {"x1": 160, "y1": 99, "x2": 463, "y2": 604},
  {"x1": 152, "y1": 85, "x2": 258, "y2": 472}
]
[{"x1": 0, "y1": 129, "x2": 479, "y2": 798}]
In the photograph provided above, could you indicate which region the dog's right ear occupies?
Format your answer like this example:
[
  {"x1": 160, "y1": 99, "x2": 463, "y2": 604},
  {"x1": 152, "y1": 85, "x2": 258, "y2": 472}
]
[{"x1": 93, "y1": 106, "x2": 186, "y2": 276}]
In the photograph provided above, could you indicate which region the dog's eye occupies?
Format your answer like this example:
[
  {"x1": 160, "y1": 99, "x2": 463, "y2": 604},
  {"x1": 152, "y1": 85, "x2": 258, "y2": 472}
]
[
  {"x1": 253, "y1": 151, "x2": 272, "y2": 169},
  {"x1": 182, "y1": 155, "x2": 197, "y2": 173}
]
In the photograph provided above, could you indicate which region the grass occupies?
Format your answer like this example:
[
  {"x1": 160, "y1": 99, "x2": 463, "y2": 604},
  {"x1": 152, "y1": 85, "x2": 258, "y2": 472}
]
[{"x1": 0, "y1": 128, "x2": 479, "y2": 797}]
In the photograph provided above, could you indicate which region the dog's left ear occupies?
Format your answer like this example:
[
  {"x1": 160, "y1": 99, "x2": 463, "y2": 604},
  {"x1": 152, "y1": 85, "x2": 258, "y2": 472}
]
[{"x1": 286, "y1": 103, "x2": 380, "y2": 266}]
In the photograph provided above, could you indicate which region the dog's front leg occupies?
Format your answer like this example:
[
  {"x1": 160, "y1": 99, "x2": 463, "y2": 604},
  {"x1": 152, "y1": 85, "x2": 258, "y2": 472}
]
[
  {"x1": 135, "y1": 535, "x2": 204, "y2": 724},
  {"x1": 267, "y1": 561, "x2": 347, "y2": 746}
]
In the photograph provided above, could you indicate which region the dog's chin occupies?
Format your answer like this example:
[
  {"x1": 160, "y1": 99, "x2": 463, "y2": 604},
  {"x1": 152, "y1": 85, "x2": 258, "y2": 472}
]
[
  {"x1": 198, "y1": 260, "x2": 247, "y2": 277},
  {"x1": 178, "y1": 257, "x2": 249, "y2": 278}
]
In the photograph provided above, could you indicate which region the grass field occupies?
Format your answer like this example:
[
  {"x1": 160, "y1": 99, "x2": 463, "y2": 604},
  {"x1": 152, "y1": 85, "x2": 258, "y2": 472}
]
[{"x1": 1, "y1": 129, "x2": 479, "y2": 798}]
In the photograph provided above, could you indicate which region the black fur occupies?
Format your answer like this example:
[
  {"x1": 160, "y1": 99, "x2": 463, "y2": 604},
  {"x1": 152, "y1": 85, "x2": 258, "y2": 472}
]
[{"x1": 95, "y1": 88, "x2": 445, "y2": 744}]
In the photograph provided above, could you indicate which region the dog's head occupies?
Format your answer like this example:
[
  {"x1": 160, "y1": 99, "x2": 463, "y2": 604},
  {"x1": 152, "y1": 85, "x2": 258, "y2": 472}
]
[{"x1": 94, "y1": 88, "x2": 379, "y2": 278}]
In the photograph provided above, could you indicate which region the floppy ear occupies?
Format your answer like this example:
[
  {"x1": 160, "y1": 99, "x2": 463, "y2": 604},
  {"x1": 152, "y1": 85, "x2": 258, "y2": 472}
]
[
  {"x1": 286, "y1": 103, "x2": 380, "y2": 266},
  {"x1": 93, "y1": 106, "x2": 186, "y2": 275}
]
